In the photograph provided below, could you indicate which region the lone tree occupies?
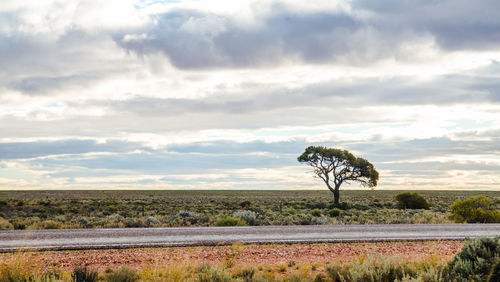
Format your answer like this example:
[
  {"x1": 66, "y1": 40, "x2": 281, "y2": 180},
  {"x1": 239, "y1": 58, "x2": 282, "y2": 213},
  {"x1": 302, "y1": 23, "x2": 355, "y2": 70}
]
[{"x1": 298, "y1": 146, "x2": 379, "y2": 204}]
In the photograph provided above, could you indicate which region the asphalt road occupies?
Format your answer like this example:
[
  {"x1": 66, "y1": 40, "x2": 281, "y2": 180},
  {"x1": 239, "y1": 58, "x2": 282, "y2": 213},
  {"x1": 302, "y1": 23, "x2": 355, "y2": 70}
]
[{"x1": 1, "y1": 224, "x2": 499, "y2": 252}]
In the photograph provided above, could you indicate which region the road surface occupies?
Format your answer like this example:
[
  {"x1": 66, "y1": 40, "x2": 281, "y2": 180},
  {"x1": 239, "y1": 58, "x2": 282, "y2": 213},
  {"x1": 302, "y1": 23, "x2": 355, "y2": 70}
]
[{"x1": 1, "y1": 224, "x2": 499, "y2": 252}]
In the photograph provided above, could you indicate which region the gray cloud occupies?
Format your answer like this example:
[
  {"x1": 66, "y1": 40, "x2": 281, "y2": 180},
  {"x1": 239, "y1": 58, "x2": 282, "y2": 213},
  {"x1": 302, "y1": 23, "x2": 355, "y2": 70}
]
[
  {"x1": 0, "y1": 139, "x2": 141, "y2": 159},
  {"x1": 116, "y1": 1, "x2": 500, "y2": 69}
]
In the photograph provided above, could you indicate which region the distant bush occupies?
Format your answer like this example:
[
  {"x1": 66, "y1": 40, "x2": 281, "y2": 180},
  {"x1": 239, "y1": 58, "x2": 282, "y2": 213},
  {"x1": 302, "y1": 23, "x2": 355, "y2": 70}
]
[
  {"x1": 146, "y1": 216, "x2": 160, "y2": 225},
  {"x1": 215, "y1": 217, "x2": 247, "y2": 227},
  {"x1": 177, "y1": 211, "x2": 194, "y2": 218},
  {"x1": 233, "y1": 210, "x2": 257, "y2": 225},
  {"x1": 449, "y1": 195, "x2": 500, "y2": 223},
  {"x1": 327, "y1": 208, "x2": 342, "y2": 217},
  {"x1": 311, "y1": 209, "x2": 322, "y2": 217},
  {"x1": 395, "y1": 192, "x2": 430, "y2": 209},
  {"x1": 196, "y1": 263, "x2": 232, "y2": 282},
  {"x1": 239, "y1": 200, "x2": 251, "y2": 208},
  {"x1": 0, "y1": 217, "x2": 13, "y2": 230},
  {"x1": 72, "y1": 266, "x2": 98, "y2": 282},
  {"x1": 104, "y1": 267, "x2": 140, "y2": 282},
  {"x1": 445, "y1": 236, "x2": 500, "y2": 281},
  {"x1": 41, "y1": 220, "x2": 62, "y2": 229}
]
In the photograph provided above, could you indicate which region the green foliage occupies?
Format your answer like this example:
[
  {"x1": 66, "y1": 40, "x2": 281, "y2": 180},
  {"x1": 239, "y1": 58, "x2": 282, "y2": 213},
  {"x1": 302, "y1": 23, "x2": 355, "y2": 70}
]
[
  {"x1": 395, "y1": 192, "x2": 430, "y2": 209},
  {"x1": 215, "y1": 217, "x2": 248, "y2": 227},
  {"x1": 240, "y1": 200, "x2": 251, "y2": 208},
  {"x1": 488, "y1": 260, "x2": 500, "y2": 282},
  {"x1": 41, "y1": 220, "x2": 63, "y2": 229},
  {"x1": 298, "y1": 146, "x2": 379, "y2": 187},
  {"x1": 0, "y1": 217, "x2": 13, "y2": 230},
  {"x1": 233, "y1": 210, "x2": 257, "y2": 225},
  {"x1": 104, "y1": 267, "x2": 140, "y2": 282},
  {"x1": 449, "y1": 195, "x2": 500, "y2": 223},
  {"x1": 311, "y1": 209, "x2": 322, "y2": 217},
  {"x1": 445, "y1": 236, "x2": 500, "y2": 282},
  {"x1": 196, "y1": 263, "x2": 232, "y2": 282},
  {"x1": 72, "y1": 266, "x2": 98, "y2": 282},
  {"x1": 327, "y1": 208, "x2": 342, "y2": 217}
]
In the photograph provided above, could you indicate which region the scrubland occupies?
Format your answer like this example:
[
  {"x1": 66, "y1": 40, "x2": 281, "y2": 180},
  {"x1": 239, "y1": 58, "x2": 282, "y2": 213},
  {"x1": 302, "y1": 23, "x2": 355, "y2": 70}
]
[{"x1": 0, "y1": 190, "x2": 499, "y2": 229}]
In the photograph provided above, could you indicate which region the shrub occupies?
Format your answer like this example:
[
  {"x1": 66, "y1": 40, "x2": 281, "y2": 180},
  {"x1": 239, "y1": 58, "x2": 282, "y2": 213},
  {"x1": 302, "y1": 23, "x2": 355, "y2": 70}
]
[
  {"x1": 449, "y1": 195, "x2": 500, "y2": 223},
  {"x1": 146, "y1": 216, "x2": 160, "y2": 225},
  {"x1": 445, "y1": 236, "x2": 500, "y2": 281},
  {"x1": 41, "y1": 220, "x2": 62, "y2": 229},
  {"x1": 233, "y1": 210, "x2": 257, "y2": 225},
  {"x1": 72, "y1": 266, "x2": 98, "y2": 282},
  {"x1": 311, "y1": 209, "x2": 322, "y2": 217},
  {"x1": 488, "y1": 261, "x2": 500, "y2": 282},
  {"x1": 240, "y1": 200, "x2": 251, "y2": 208},
  {"x1": 0, "y1": 217, "x2": 13, "y2": 230},
  {"x1": 196, "y1": 263, "x2": 232, "y2": 282},
  {"x1": 104, "y1": 267, "x2": 140, "y2": 282},
  {"x1": 215, "y1": 217, "x2": 247, "y2": 227},
  {"x1": 177, "y1": 210, "x2": 194, "y2": 217},
  {"x1": 395, "y1": 192, "x2": 430, "y2": 209},
  {"x1": 327, "y1": 208, "x2": 342, "y2": 217}
]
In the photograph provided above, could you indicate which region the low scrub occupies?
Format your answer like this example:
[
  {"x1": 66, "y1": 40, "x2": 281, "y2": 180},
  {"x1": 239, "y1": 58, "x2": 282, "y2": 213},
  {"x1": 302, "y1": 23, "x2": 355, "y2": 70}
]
[
  {"x1": 215, "y1": 217, "x2": 248, "y2": 227},
  {"x1": 444, "y1": 236, "x2": 500, "y2": 281},
  {"x1": 72, "y1": 266, "x2": 98, "y2": 282},
  {"x1": 104, "y1": 267, "x2": 140, "y2": 282},
  {"x1": 395, "y1": 192, "x2": 430, "y2": 209},
  {"x1": 449, "y1": 195, "x2": 500, "y2": 223}
]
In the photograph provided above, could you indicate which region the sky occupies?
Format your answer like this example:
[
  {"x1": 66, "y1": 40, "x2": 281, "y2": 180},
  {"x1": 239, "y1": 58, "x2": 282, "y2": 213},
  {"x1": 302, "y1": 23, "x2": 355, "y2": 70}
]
[{"x1": 1, "y1": 0, "x2": 500, "y2": 190}]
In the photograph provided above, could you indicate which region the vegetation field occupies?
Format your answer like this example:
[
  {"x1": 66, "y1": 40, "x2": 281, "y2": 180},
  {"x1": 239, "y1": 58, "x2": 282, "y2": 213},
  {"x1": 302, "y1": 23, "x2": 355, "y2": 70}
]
[{"x1": 0, "y1": 190, "x2": 499, "y2": 230}]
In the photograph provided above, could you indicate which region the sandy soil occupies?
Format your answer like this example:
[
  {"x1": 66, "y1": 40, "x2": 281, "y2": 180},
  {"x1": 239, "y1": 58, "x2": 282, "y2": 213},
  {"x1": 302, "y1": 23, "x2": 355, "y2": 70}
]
[{"x1": 1, "y1": 241, "x2": 463, "y2": 272}]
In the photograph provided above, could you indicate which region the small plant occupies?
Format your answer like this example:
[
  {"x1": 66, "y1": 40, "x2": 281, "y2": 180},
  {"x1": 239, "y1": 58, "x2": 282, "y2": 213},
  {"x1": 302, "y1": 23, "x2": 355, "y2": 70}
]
[
  {"x1": 311, "y1": 209, "x2": 322, "y2": 217},
  {"x1": 196, "y1": 263, "x2": 232, "y2": 282},
  {"x1": 240, "y1": 200, "x2": 251, "y2": 208},
  {"x1": 0, "y1": 217, "x2": 14, "y2": 230},
  {"x1": 445, "y1": 236, "x2": 500, "y2": 281},
  {"x1": 146, "y1": 216, "x2": 160, "y2": 225},
  {"x1": 278, "y1": 265, "x2": 287, "y2": 272},
  {"x1": 327, "y1": 208, "x2": 342, "y2": 217},
  {"x1": 449, "y1": 195, "x2": 500, "y2": 223},
  {"x1": 215, "y1": 217, "x2": 248, "y2": 226},
  {"x1": 233, "y1": 210, "x2": 257, "y2": 225},
  {"x1": 395, "y1": 192, "x2": 430, "y2": 209},
  {"x1": 177, "y1": 210, "x2": 194, "y2": 217},
  {"x1": 104, "y1": 267, "x2": 140, "y2": 282},
  {"x1": 72, "y1": 266, "x2": 98, "y2": 282},
  {"x1": 488, "y1": 260, "x2": 500, "y2": 282},
  {"x1": 239, "y1": 267, "x2": 256, "y2": 282},
  {"x1": 42, "y1": 220, "x2": 63, "y2": 229}
]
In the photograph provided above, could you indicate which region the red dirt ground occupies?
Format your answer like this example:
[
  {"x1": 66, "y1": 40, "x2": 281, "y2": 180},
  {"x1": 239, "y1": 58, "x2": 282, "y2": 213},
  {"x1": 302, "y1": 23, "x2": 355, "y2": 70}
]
[{"x1": 1, "y1": 241, "x2": 463, "y2": 272}]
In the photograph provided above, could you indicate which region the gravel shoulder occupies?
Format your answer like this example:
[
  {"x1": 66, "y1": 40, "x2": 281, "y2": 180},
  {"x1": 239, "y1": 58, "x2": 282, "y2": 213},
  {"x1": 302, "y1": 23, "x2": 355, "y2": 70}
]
[{"x1": 0, "y1": 241, "x2": 464, "y2": 272}]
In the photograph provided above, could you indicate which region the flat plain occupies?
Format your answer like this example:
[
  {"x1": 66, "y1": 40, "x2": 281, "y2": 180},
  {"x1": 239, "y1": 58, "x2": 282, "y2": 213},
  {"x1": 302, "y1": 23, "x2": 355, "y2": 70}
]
[{"x1": 1, "y1": 190, "x2": 499, "y2": 229}]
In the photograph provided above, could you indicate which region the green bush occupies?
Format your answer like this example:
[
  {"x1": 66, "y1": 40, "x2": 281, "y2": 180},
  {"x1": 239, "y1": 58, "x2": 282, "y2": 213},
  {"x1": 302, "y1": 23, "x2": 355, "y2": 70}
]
[
  {"x1": 449, "y1": 195, "x2": 500, "y2": 223},
  {"x1": 214, "y1": 217, "x2": 247, "y2": 227},
  {"x1": 445, "y1": 236, "x2": 500, "y2": 281},
  {"x1": 196, "y1": 263, "x2": 232, "y2": 282},
  {"x1": 72, "y1": 266, "x2": 98, "y2": 282},
  {"x1": 0, "y1": 217, "x2": 13, "y2": 230},
  {"x1": 104, "y1": 267, "x2": 140, "y2": 282},
  {"x1": 327, "y1": 208, "x2": 342, "y2": 217},
  {"x1": 41, "y1": 220, "x2": 63, "y2": 229},
  {"x1": 311, "y1": 209, "x2": 322, "y2": 217},
  {"x1": 488, "y1": 261, "x2": 500, "y2": 282},
  {"x1": 395, "y1": 192, "x2": 429, "y2": 209}
]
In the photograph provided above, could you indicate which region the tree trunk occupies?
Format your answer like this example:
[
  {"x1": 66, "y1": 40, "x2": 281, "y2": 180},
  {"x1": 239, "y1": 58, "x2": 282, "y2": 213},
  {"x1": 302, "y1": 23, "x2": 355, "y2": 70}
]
[{"x1": 333, "y1": 185, "x2": 340, "y2": 204}]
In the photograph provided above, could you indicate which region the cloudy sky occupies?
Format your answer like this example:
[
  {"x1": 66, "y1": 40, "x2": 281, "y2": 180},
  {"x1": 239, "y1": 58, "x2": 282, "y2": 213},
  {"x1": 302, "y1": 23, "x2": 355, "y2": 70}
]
[{"x1": 1, "y1": 0, "x2": 500, "y2": 190}]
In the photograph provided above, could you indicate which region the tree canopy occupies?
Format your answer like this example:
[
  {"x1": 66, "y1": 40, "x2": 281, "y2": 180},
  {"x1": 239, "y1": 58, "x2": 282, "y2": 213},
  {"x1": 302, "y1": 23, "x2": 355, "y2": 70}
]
[{"x1": 298, "y1": 146, "x2": 379, "y2": 203}]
